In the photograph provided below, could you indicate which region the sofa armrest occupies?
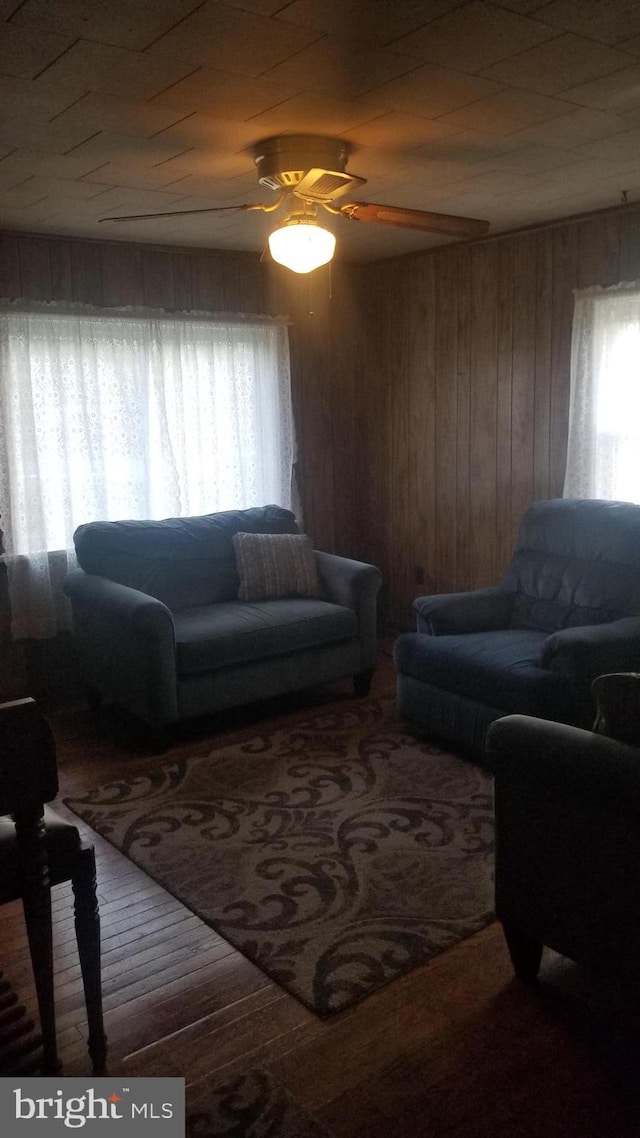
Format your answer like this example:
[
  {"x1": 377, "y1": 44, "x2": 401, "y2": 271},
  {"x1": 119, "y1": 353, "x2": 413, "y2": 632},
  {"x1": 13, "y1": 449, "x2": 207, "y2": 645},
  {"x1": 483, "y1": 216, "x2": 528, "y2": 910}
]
[
  {"x1": 64, "y1": 569, "x2": 174, "y2": 637},
  {"x1": 413, "y1": 587, "x2": 514, "y2": 635},
  {"x1": 540, "y1": 617, "x2": 640, "y2": 684},
  {"x1": 314, "y1": 552, "x2": 382, "y2": 670},
  {"x1": 64, "y1": 569, "x2": 178, "y2": 725},
  {"x1": 486, "y1": 713, "x2": 640, "y2": 810}
]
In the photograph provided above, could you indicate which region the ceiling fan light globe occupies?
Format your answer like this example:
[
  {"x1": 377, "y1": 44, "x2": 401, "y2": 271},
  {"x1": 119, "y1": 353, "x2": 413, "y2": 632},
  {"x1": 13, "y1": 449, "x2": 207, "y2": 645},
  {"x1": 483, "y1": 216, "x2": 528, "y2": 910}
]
[{"x1": 268, "y1": 218, "x2": 336, "y2": 274}]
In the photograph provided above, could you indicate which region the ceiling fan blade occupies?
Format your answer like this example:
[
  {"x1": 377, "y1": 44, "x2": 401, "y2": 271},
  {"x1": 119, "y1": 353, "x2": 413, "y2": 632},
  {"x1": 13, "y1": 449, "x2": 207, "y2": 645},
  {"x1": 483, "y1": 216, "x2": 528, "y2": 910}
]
[
  {"x1": 98, "y1": 203, "x2": 258, "y2": 223},
  {"x1": 340, "y1": 202, "x2": 490, "y2": 239}
]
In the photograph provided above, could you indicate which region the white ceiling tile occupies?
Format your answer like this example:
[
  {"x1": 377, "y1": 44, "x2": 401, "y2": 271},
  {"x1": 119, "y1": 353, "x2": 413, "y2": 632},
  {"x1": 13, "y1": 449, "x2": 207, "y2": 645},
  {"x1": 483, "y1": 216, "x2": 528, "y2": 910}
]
[
  {"x1": 10, "y1": 0, "x2": 204, "y2": 52},
  {"x1": 149, "y1": 2, "x2": 321, "y2": 78},
  {"x1": 482, "y1": 33, "x2": 635, "y2": 94},
  {"x1": 225, "y1": 0, "x2": 292, "y2": 14},
  {"x1": 275, "y1": 1, "x2": 464, "y2": 47},
  {"x1": 561, "y1": 65, "x2": 640, "y2": 114},
  {"x1": 0, "y1": 76, "x2": 83, "y2": 121},
  {"x1": 570, "y1": 128, "x2": 640, "y2": 163},
  {"x1": 474, "y1": 142, "x2": 581, "y2": 172},
  {"x1": 540, "y1": 154, "x2": 640, "y2": 187},
  {"x1": 363, "y1": 64, "x2": 504, "y2": 117},
  {"x1": 150, "y1": 67, "x2": 295, "y2": 119},
  {"x1": 51, "y1": 93, "x2": 192, "y2": 139},
  {"x1": 459, "y1": 168, "x2": 539, "y2": 194},
  {"x1": 0, "y1": 0, "x2": 29, "y2": 16},
  {"x1": 0, "y1": 25, "x2": 75, "y2": 80},
  {"x1": 78, "y1": 162, "x2": 196, "y2": 192},
  {"x1": 148, "y1": 148, "x2": 251, "y2": 184},
  {"x1": 0, "y1": 148, "x2": 109, "y2": 183},
  {"x1": 63, "y1": 133, "x2": 192, "y2": 170},
  {"x1": 392, "y1": 1, "x2": 558, "y2": 71},
  {"x1": 533, "y1": 0, "x2": 640, "y2": 45},
  {"x1": 33, "y1": 40, "x2": 195, "y2": 101},
  {"x1": 490, "y1": 1, "x2": 551, "y2": 12},
  {"x1": 343, "y1": 113, "x2": 462, "y2": 150},
  {"x1": 0, "y1": 180, "x2": 50, "y2": 206},
  {"x1": 503, "y1": 106, "x2": 637, "y2": 148},
  {"x1": 438, "y1": 87, "x2": 575, "y2": 132},
  {"x1": 90, "y1": 186, "x2": 193, "y2": 215},
  {"x1": 261, "y1": 37, "x2": 420, "y2": 98},
  {"x1": 12, "y1": 175, "x2": 115, "y2": 201},
  {"x1": 620, "y1": 34, "x2": 640, "y2": 56},
  {"x1": 246, "y1": 92, "x2": 385, "y2": 135},
  {"x1": 411, "y1": 128, "x2": 524, "y2": 163},
  {"x1": 0, "y1": 117, "x2": 98, "y2": 154},
  {"x1": 153, "y1": 114, "x2": 264, "y2": 152}
]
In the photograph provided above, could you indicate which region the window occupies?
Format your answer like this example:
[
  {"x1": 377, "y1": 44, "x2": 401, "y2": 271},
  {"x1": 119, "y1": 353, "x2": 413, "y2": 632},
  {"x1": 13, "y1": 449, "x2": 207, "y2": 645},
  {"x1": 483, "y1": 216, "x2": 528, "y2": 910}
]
[
  {"x1": 564, "y1": 284, "x2": 640, "y2": 504},
  {"x1": 0, "y1": 307, "x2": 294, "y2": 637}
]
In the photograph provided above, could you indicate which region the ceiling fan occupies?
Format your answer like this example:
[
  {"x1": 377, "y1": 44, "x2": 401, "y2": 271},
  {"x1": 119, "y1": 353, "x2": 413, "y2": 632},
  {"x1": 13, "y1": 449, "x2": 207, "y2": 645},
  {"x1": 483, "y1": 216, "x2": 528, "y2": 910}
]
[{"x1": 99, "y1": 135, "x2": 490, "y2": 274}]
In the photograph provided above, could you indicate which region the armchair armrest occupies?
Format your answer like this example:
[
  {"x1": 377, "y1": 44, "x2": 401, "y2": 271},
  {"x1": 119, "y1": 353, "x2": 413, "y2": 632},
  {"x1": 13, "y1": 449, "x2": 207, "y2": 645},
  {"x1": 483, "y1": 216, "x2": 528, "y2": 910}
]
[
  {"x1": 413, "y1": 587, "x2": 514, "y2": 635},
  {"x1": 540, "y1": 617, "x2": 640, "y2": 684},
  {"x1": 64, "y1": 569, "x2": 177, "y2": 725},
  {"x1": 314, "y1": 552, "x2": 382, "y2": 669},
  {"x1": 486, "y1": 714, "x2": 640, "y2": 811}
]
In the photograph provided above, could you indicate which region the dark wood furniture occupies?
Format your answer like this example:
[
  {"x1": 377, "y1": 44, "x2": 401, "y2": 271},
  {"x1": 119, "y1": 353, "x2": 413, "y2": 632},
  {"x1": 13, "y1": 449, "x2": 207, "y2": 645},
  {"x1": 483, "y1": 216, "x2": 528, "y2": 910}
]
[{"x1": 0, "y1": 697, "x2": 106, "y2": 1074}]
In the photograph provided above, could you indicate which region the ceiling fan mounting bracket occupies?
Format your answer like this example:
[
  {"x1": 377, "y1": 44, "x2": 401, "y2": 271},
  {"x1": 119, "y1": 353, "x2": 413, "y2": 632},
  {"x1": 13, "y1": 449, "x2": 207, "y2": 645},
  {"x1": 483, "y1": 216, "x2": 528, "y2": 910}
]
[{"x1": 252, "y1": 134, "x2": 363, "y2": 200}]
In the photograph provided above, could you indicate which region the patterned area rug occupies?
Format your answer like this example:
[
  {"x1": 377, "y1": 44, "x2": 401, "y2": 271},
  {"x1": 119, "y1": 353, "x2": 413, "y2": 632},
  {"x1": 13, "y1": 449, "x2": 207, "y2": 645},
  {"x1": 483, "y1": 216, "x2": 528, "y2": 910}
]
[
  {"x1": 65, "y1": 699, "x2": 494, "y2": 1016},
  {"x1": 186, "y1": 1069, "x2": 331, "y2": 1137}
]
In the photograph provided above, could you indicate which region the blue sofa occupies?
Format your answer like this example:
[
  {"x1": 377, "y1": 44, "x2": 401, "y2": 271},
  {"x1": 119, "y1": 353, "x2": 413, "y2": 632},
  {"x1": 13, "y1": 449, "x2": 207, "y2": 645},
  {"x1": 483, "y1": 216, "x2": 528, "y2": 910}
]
[
  {"x1": 64, "y1": 505, "x2": 381, "y2": 735},
  {"x1": 394, "y1": 499, "x2": 640, "y2": 762}
]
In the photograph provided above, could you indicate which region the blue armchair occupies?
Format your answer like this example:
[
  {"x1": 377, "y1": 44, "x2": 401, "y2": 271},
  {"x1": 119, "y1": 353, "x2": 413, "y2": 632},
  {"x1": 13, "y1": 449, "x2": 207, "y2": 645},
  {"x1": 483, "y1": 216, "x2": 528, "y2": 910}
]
[{"x1": 394, "y1": 499, "x2": 640, "y2": 762}]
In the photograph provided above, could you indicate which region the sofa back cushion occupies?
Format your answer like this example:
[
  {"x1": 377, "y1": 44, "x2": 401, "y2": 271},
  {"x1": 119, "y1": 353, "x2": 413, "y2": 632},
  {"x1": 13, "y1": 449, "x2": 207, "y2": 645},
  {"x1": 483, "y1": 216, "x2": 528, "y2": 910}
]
[
  {"x1": 73, "y1": 505, "x2": 298, "y2": 610},
  {"x1": 503, "y1": 499, "x2": 640, "y2": 632}
]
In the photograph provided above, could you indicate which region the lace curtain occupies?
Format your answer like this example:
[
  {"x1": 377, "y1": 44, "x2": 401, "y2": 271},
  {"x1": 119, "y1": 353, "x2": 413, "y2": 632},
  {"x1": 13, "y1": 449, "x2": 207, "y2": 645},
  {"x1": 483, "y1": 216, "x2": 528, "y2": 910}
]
[
  {"x1": 0, "y1": 308, "x2": 294, "y2": 639},
  {"x1": 564, "y1": 283, "x2": 640, "y2": 503}
]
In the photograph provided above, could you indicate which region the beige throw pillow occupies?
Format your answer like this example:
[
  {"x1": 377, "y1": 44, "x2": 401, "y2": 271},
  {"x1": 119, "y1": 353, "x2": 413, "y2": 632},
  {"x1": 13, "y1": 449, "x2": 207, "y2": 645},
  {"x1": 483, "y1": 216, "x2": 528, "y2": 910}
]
[{"x1": 233, "y1": 532, "x2": 322, "y2": 602}]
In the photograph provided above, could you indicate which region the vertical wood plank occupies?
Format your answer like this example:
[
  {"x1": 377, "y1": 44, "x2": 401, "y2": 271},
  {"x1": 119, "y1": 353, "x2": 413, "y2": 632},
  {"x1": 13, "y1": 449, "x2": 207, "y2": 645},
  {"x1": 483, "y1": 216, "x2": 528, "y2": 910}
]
[
  {"x1": 549, "y1": 224, "x2": 578, "y2": 496},
  {"x1": 533, "y1": 230, "x2": 552, "y2": 502},
  {"x1": 433, "y1": 248, "x2": 458, "y2": 594},
  {"x1": 618, "y1": 206, "x2": 640, "y2": 281},
  {"x1": 469, "y1": 242, "x2": 498, "y2": 588},
  {"x1": 48, "y1": 239, "x2": 73, "y2": 302},
  {"x1": 0, "y1": 233, "x2": 21, "y2": 296},
  {"x1": 102, "y1": 244, "x2": 144, "y2": 307},
  {"x1": 509, "y1": 230, "x2": 537, "y2": 532},
  {"x1": 70, "y1": 242, "x2": 104, "y2": 306},
  {"x1": 410, "y1": 255, "x2": 437, "y2": 606},
  {"x1": 142, "y1": 248, "x2": 176, "y2": 310},
  {"x1": 455, "y1": 247, "x2": 472, "y2": 592},
  {"x1": 496, "y1": 239, "x2": 514, "y2": 573},
  {"x1": 17, "y1": 236, "x2": 52, "y2": 300},
  {"x1": 577, "y1": 213, "x2": 621, "y2": 289}
]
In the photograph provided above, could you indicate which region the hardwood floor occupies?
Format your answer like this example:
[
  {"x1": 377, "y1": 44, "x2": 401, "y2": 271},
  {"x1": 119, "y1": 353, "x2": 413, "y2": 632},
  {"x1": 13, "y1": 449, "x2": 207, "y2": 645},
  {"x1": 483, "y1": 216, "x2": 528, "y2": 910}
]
[{"x1": 2, "y1": 648, "x2": 640, "y2": 1136}]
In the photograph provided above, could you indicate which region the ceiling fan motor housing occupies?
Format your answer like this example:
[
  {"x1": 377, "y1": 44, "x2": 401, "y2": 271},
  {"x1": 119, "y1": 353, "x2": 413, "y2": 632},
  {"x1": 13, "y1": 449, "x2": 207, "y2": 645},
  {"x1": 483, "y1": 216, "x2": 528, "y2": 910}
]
[{"x1": 253, "y1": 134, "x2": 364, "y2": 201}]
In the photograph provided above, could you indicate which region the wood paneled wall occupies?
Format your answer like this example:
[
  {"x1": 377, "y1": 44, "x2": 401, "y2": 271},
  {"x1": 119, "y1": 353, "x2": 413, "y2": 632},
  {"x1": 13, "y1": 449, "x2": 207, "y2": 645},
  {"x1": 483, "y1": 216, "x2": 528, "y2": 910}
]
[
  {"x1": 3, "y1": 206, "x2": 640, "y2": 663},
  {"x1": 351, "y1": 206, "x2": 640, "y2": 628}
]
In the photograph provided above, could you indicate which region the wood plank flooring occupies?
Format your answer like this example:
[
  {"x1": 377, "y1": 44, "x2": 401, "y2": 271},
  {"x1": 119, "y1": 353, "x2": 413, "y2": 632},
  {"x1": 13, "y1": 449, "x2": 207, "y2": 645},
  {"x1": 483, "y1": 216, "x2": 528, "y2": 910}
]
[{"x1": 2, "y1": 648, "x2": 640, "y2": 1136}]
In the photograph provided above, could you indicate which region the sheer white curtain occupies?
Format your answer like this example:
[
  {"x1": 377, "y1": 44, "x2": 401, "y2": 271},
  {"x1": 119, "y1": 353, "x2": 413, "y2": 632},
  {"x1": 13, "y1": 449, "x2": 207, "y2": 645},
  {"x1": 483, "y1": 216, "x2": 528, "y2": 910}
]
[
  {"x1": 0, "y1": 308, "x2": 294, "y2": 639},
  {"x1": 564, "y1": 283, "x2": 640, "y2": 503}
]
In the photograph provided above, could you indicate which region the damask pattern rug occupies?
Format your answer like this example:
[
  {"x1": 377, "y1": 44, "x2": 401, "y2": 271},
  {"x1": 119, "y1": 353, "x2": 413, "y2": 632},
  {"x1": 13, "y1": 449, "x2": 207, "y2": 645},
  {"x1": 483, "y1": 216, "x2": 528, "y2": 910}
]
[
  {"x1": 186, "y1": 1069, "x2": 331, "y2": 1138},
  {"x1": 65, "y1": 699, "x2": 494, "y2": 1016}
]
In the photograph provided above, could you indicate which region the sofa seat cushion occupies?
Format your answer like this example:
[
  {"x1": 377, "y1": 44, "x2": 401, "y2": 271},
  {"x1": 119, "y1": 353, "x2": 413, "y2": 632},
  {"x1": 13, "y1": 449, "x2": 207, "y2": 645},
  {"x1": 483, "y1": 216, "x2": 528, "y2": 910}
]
[
  {"x1": 174, "y1": 599, "x2": 358, "y2": 677},
  {"x1": 394, "y1": 628, "x2": 572, "y2": 719}
]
